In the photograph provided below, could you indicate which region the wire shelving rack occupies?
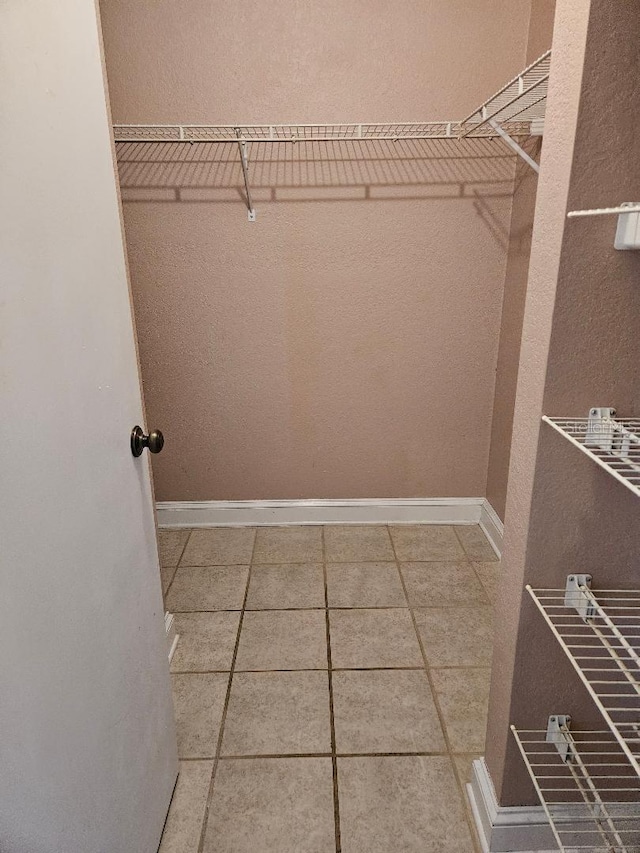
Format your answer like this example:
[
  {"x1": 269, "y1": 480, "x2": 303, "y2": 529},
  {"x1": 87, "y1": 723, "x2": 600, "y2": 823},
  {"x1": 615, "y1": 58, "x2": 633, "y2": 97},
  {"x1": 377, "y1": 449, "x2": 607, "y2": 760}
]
[
  {"x1": 527, "y1": 579, "x2": 640, "y2": 780},
  {"x1": 543, "y1": 411, "x2": 640, "y2": 499},
  {"x1": 112, "y1": 51, "x2": 551, "y2": 218},
  {"x1": 512, "y1": 722, "x2": 640, "y2": 852}
]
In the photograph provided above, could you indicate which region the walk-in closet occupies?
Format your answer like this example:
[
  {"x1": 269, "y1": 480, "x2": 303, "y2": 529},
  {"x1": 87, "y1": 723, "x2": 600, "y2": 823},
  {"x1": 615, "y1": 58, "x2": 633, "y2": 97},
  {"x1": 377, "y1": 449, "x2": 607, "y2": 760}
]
[{"x1": 3, "y1": 1, "x2": 640, "y2": 851}]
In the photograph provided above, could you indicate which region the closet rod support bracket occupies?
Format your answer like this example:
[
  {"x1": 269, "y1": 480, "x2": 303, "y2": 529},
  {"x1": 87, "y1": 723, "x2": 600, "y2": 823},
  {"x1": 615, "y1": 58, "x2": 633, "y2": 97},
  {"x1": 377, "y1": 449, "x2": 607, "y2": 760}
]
[{"x1": 488, "y1": 119, "x2": 540, "y2": 174}]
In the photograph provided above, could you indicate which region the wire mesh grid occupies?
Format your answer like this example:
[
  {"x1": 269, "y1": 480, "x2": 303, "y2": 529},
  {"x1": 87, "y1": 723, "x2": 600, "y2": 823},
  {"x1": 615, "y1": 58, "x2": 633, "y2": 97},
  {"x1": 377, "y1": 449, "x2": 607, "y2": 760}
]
[
  {"x1": 543, "y1": 417, "x2": 640, "y2": 499},
  {"x1": 512, "y1": 724, "x2": 640, "y2": 852},
  {"x1": 459, "y1": 49, "x2": 551, "y2": 137},
  {"x1": 527, "y1": 584, "x2": 640, "y2": 779},
  {"x1": 112, "y1": 120, "x2": 533, "y2": 144}
]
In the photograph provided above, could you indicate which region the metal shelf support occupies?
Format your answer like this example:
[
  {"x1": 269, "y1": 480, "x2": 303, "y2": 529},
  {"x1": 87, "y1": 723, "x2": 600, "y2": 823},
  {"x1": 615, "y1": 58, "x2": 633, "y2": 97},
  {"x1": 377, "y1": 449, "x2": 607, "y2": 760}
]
[
  {"x1": 235, "y1": 130, "x2": 256, "y2": 222},
  {"x1": 488, "y1": 119, "x2": 540, "y2": 173}
]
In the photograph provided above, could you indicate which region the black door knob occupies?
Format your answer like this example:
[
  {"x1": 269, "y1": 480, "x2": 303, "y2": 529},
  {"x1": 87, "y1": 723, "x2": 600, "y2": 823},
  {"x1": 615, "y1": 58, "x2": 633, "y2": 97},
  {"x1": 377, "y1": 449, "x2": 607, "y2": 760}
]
[{"x1": 131, "y1": 425, "x2": 165, "y2": 457}]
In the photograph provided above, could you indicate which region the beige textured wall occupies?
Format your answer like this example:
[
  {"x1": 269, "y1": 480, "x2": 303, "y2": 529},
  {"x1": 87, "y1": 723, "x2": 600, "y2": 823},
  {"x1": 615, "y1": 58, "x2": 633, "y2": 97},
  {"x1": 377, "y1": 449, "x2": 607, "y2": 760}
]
[
  {"x1": 99, "y1": 0, "x2": 533, "y2": 501},
  {"x1": 486, "y1": 0, "x2": 555, "y2": 521},
  {"x1": 486, "y1": 0, "x2": 640, "y2": 805}
]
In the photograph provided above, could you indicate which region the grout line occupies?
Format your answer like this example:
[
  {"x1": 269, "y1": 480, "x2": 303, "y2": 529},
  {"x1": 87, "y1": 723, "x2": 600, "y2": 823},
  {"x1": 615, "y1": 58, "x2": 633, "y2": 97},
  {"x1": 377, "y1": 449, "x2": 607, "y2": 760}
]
[
  {"x1": 195, "y1": 529, "x2": 257, "y2": 853},
  {"x1": 168, "y1": 602, "x2": 496, "y2": 614},
  {"x1": 176, "y1": 528, "x2": 194, "y2": 565},
  {"x1": 387, "y1": 524, "x2": 483, "y2": 853},
  {"x1": 172, "y1": 563, "x2": 252, "y2": 569},
  {"x1": 170, "y1": 663, "x2": 488, "y2": 675},
  {"x1": 179, "y1": 748, "x2": 460, "y2": 762},
  {"x1": 168, "y1": 608, "x2": 244, "y2": 614},
  {"x1": 247, "y1": 604, "x2": 409, "y2": 611},
  {"x1": 468, "y1": 562, "x2": 495, "y2": 607},
  {"x1": 163, "y1": 529, "x2": 194, "y2": 600},
  {"x1": 174, "y1": 558, "x2": 477, "y2": 569},
  {"x1": 216, "y1": 750, "x2": 453, "y2": 760},
  {"x1": 452, "y1": 525, "x2": 473, "y2": 565},
  {"x1": 169, "y1": 605, "x2": 416, "y2": 614},
  {"x1": 322, "y1": 526, "x2": 342, "y2": 853}
]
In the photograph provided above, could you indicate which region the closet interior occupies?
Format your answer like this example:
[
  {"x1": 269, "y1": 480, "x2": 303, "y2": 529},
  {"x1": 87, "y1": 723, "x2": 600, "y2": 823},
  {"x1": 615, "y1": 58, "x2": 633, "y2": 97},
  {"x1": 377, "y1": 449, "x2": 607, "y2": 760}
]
[{"x1": 99, "y1": 0, "x2": 640, "y2": 851}]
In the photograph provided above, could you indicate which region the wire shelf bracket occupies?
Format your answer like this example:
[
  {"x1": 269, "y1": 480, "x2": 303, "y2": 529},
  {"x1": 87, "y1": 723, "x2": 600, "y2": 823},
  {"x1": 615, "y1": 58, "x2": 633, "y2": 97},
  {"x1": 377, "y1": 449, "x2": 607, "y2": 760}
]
[
  {"x1": 527, "y1": 578, "x2": 640, "y2": 779},
  {"x1": 235, "y1": 130, "x2": 256, "y2": 221},
  {"x1": 488, "y1": 119, "x2": 540, "y2": 174},
  {"x1": 512, "y1": 719, "x2": 640, "y2": 852},
  {"x1": 543, "y1": 409, "x2": 640, "y2": 499}
]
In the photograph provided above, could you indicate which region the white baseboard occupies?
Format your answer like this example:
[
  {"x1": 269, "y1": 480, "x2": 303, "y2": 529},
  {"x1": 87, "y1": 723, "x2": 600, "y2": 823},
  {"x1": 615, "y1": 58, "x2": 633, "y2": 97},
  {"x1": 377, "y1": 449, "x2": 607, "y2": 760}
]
[
  {"x1": 468, "y1": 758, "x2": 556, "y2": 853},
  {"x1": 165, "y1": 611, "x2": 178, "y2": 663},
  {"x1": 479, "y1": 501, "x2": 503, "y2": 558},
  {"x1": 157, "y1": 496, "x2": 501, "y2": 541}
]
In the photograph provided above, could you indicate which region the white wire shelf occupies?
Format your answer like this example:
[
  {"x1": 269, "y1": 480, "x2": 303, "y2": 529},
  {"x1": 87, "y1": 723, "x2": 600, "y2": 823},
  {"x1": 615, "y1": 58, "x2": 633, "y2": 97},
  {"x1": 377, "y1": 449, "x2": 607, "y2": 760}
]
[
  {"x1": 568, "y1": 204, "x2": 640, "y2": 219},
  {"x1": 459, "y1": 50, "x2": 551, "y2": 138},
  {"x1": 543, "y1": 411, "x2": 640, "y2": 499},
  {"x1": 527, "y1": 579, "x2": 640, "y2": 779},
  {"x1": 112, "y1": 53, "x2": 550, "y2": 145},
  {"x1": 112, "y1": 51, "x2": 551, "y2": 216},
  {"x1": 112, "y1": 120, "x2": 533, "y2": 144},
  {"x1": 512, "y1": 721, "x2": 640, "y2": 852}
]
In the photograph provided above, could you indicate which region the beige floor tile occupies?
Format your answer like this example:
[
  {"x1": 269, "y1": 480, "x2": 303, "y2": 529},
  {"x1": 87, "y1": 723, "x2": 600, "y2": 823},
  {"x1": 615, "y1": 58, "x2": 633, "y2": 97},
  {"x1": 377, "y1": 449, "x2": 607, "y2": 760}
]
[
  {"x1": 456, "y1": 525, "x2": 499, "y2": 562},
  {"x1": 431, "y1": 668, "x2": 491, "y2": 753},
  {"x1": 180, "y1": 527, "x2": 256, "y2": 566},
  {"x1": 160, "y1": 563, "x2": 178, "y2": 596},
  {"x1": 400, "y1": 562, "x2": 489, "y2": 607},
  {"x1": 172, "y1": 673, "x2": 228, "y2": 758},
  {"x1": 221, "y1": 671, "x2": 331, "y2": 755},
  {"x1": 333, "y1": 670, "x2": 445, "y2": 753},
  {"x1": 235, "y1": 610, "x2": 327, "y2": 670},
  {"x1": 159, "y1": 760, "x2": 213, "y2": 853},
  {"x1": 329, "y1": 609, "x2": 423, "y2": 668},
  {"x1": 338, "y1": 756, "x2": 474, "y2": 852},
  {"x1": 253, "y1": 526, "x2": 323, "y2": 563},
  {"x1": 171, "y1": 612, "x2": 241, "y2": 672},
  {"x1": 414, "y1": 606, "x2": 493, "y2": 667},
  {"x1": 389, "y1": 525, "x2": 465, "y2": 561},
  {"x1": 246, "y1": 563, "x2": 324, "y2": 609},
  {"x1": 473, "y1": 562, "x2": 502, "y2": 602},
  {"x1": 203, "y1": 758, "x2": 335, "y2": 853},
  {"x1": 158, "y1": 528, "x2": 191, "y2": 568},
  {"x1": 327, "y1": 562, "x2": 406, "y2": 608},
  {"x1": 166, "y1": 565, "x2": 249, "y2": 611},
  {"x1": 324, "y1": 526, "x2": 394, "y2": 562}
]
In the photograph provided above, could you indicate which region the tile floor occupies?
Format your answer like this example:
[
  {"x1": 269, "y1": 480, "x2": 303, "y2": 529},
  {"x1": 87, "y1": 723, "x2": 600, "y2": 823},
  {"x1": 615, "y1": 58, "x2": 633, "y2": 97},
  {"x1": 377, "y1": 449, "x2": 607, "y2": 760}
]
[{"x1": 157, "y1": 523, "x2": 501, "y2": 853}]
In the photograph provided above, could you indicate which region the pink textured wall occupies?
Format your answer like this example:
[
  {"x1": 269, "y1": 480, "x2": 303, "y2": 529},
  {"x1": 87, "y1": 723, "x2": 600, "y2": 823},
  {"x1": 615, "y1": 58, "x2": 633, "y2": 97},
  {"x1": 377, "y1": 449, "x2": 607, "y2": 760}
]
[
  {"x1": 486, "y1": 0, "x2": 640, "y2": 805},
  {"x1": 99, "y1": 0, "x2": 533, "y2": 501},
  {"x1": 485, "y1": 0, "x2": 555, "y2": 520}
]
